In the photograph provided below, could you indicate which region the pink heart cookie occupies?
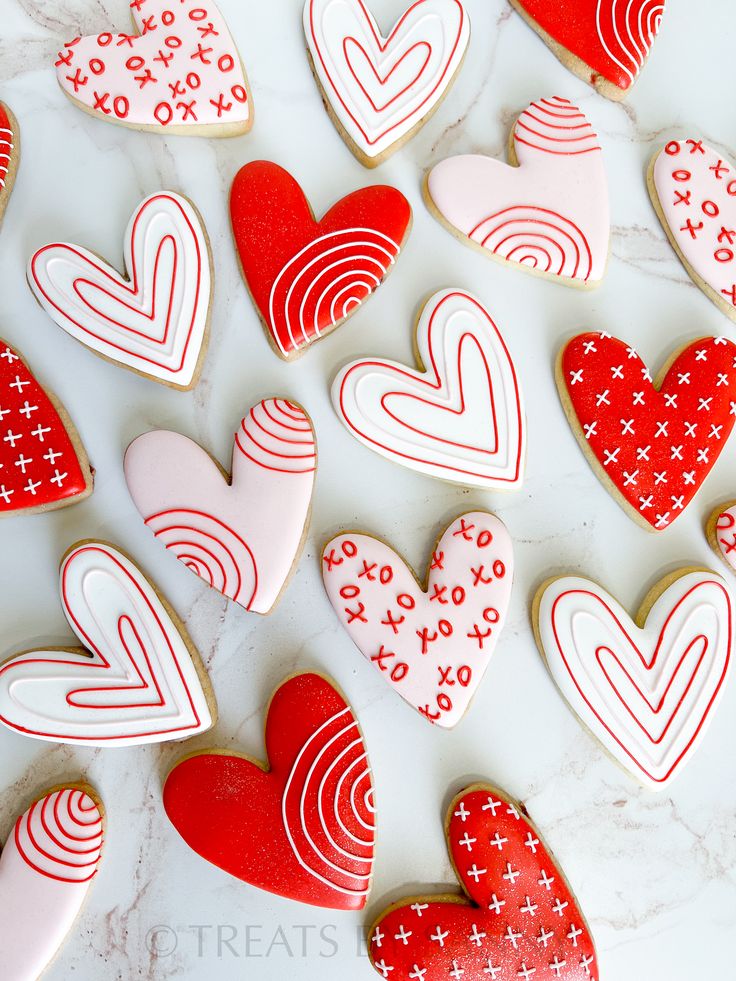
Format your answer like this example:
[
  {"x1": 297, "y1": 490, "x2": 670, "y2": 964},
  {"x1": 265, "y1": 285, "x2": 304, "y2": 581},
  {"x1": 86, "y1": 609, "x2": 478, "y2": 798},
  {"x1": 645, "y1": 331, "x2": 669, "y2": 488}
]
[
  {"x1": 125, "y1": 400, "x2": 316, "y2": 614},
  {"x1": 426, "y1": 96, "x2": 610, "y2": 287},
  {"x1": 322, "y1": 511, "x2": 513, "y2": 727},
  {"x1": 650, "y1": 139, "x2": 736, "y2": 322},
  {"x1": 54, "y1": 0, "x2": 252, "y2": 135}
]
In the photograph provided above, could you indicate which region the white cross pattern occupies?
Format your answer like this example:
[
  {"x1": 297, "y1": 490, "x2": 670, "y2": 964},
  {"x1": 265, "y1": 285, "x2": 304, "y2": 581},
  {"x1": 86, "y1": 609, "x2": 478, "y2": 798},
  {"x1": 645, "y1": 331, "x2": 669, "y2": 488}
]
[
  {"x1": 458, "y1": 833, "x2": 476, "y2": 852},
  {"x1": 393, "y1": 925, "x2": 412, "y2": 945},
  {"x1": 375, "y1": 960, "x2": 394, "y2": 977},
  {"x1": 372, "y1": 927, "x2": 384, "y2": 948},
  {"x1": 409, "y1": 967, "x2": 427, "y2": 981},
  {"x1": 468, "y1": 924, "x2": 487, "y2": 947},
  {"x1": 454, "y1": 802, "x2": 470, "y2": 822},
  {"x1": 524, "y1": 832, "x2": 539, "y2": 854},
  {"x1": 489, "y1": 833, "x2": 507, "y2": 851},
  {"x1": 410, "y1": 903, "x2": 428, "y2": 918},
  {"x1": 538, "y1": 869, "x2": 555, "y2": 891},
  {"x1": 504, "y1": 925, "x2": 522, "y2": 949},
  {"x1": 482, "y1": 797, "x2": 502, "y2": 815},
  {"x1": 487, "y1": 893, "x2": 506, "y2": 915},
  {"x1": 517, "y1": 962, "x2": 536, "y2": 980},
  {"x1": 567, "y1": 923, "x2": 583, "y2": 946},
  {"x1": 467, "y1": 864, "x2": 487, "y2": 883},
  {"x1": 449, "y1": 960, "x2": 464, "y2": 980},
  {"x1": 430, "y1": 926, "x2": 449, "y2": 947},
  {"x1": 503, "y1": 862, "x2": 521, "y2": 884},
  {"x1": 483, "y1": 960, "x2": 502, "y2": 978},
  {"x1": 536, "y1": 926, "x2": 554, "y2": 948},
  {"x1": 520, "y1": 896, "x2": 539, "y2": 917},
  {"x1": 550, "y1": 956, "x2": 567, "y2": 977}
]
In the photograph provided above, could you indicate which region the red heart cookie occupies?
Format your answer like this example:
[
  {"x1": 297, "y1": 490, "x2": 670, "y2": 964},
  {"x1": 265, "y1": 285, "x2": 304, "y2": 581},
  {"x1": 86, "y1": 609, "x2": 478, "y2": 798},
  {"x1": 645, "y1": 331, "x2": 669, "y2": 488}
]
[
  {"x1": 510, "y1": 0, "x2": 665, "y2": 99},
  {"x1": 0, "y1": 101, "x2": 18, "y2": 225},
  {"x1": 369, "y1": 785, "x2": 598, "y2": 980},
  {"x1": 230, "y1": 160, "x2": 411, "y2": 359},
  {"x1": 0, "y1": 339, "x2": 92, "y2": 516},
  {"x1": 163, "y1": 673, "x2": 375, "y2": 910},
  {"x1": 557, "y1": 331, "x2": 736, "y2": 530}
]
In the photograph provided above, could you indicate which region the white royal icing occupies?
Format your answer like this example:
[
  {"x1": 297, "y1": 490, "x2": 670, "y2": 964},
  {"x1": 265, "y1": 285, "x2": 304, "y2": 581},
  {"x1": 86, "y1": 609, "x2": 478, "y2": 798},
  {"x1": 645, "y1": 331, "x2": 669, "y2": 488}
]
[
  {"x1": 332, "y1": 288, "x2": 525, "y2": 489},
  {"x1": 537, "y1": 570, "x2": 733, "y2": 789},
  {"x1": 28, "y1": 192, "x2": 211, "y2": 389},
  {"x1": 304, "y1": 0, "x2": 470, "y2": 159},
  {"x1": 0, "y1": 541, "x2": 213, "y2": 745}
]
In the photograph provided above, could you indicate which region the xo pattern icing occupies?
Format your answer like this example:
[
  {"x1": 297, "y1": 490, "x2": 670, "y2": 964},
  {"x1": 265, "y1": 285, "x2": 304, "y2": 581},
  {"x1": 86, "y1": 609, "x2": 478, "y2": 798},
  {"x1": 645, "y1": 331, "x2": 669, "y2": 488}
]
[
  {"x1": 560, "y1": 331, "x2": 736, "y2": 530},
  {"x1": 652, "y1": 140, "x2": 736, "y2": 320},
  {"x1": 230, "y1": 161, "x2": 410, "y2": 359},
  {"x1": 714, "y1": 506, "x2": 736, "y2": 572},
  {"x1": 427, "y1": 97, "x2": 609, "y2": 285},
  {"x1": 322, "y1": 512, "x2": 513, "y2": 728},
  {"x1": 511, "y1": 0, "x2": 664, "y2": 95},
  {"x1": 333, "y1": 289, "x2": 525, "y2": 489},
  {"x1": 0, "y1": 341, "x2": 91, "y2": 515},
  {"x1": 0, "y1": 787, "x2": 104, "y2": 980},
  {"x1": 55, "y1": 0, "x2": 251, "y2": 133},
  {"x1": 304, "y1": 0, "x2": 470, "y2": 161},
  {"x1": 369, "y1": 786, "x2": 598, "y2": 981},
  {"x1": 536, "y1": 571, "x2": 733, "y2": 790},
  {"x1": 28, "y1": 192, "x2": 211, "y2": 389},
  {"x1": 163, "y1": 673, "x2": 375, "y2": 911},
  {"x1": 124, "y1": 399, "x2": 316, "y2": 613},
  {"x1": 0, "y1": 541, "x2": 213, "y2": 746}
]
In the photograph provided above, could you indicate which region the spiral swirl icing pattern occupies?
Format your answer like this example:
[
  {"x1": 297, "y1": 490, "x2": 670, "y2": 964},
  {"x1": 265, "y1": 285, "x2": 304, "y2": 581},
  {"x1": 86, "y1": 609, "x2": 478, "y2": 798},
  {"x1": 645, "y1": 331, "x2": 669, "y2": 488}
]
[{"x1": 15, "y1": 788, "x2": 103, "y2": 883}]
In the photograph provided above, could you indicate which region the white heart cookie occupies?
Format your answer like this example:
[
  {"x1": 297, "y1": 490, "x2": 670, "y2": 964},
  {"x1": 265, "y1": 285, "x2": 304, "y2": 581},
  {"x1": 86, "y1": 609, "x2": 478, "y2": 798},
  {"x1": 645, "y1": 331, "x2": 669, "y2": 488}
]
[
  {"x1": 322, "y1": 511, "x2": 513, "y2": 728},
  {"x1": 535, "y1": 570, "x2": 733, "y2": 789}
]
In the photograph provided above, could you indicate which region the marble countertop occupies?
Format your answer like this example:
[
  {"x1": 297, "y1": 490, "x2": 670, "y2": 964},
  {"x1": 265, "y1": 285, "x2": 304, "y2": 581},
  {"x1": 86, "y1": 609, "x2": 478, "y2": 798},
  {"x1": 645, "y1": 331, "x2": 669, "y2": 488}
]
[{"x1": 1, "y1": 0, "x2": 735, "y2": 978}]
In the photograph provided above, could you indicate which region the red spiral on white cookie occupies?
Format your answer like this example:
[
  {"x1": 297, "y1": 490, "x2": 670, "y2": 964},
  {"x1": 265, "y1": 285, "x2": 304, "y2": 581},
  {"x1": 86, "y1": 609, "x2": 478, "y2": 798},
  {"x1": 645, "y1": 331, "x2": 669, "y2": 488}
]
[
  {"x1": 514, "y1": 96, "x2": 600, "y2": 155},
  {"x1": 282, "y1": 707, "x2": 375, "y2": 899},
  {"x1": 470, "y1": 205, "x2": 593, "y2": 281},
  {"x1": 267, "y1": 229, "x2": 401, "y2": 355},
  {"x1": 235, "y1": 399, "x2": 317, "y2": 473},
  {"x1": 596, "y1": 0, "x2": 665, "y2": 85},
  {"x1": 15, "y1": 788, "x2": 103, "y2": 883}
]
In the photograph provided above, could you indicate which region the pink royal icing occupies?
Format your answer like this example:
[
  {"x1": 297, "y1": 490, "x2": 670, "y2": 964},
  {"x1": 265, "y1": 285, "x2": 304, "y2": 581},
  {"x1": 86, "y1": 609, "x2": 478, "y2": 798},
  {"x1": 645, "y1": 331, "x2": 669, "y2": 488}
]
[
  {"x1": 427, "y1": 97, "x2": 610, "y2": 285},
  {"x1": 124, "y1": 399, "x2": 317, "y2": 613}
]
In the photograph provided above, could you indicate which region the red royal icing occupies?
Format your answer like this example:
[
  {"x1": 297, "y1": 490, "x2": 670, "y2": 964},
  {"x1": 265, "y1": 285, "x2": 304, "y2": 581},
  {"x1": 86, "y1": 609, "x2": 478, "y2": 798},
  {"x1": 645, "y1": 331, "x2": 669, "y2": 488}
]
[
  {"x1": 0, "y1": 102, "x2": 16, "y2": 206},
  {"x1": 514, "y1": 0, "x2": 665, "y2": 92},
  {"x1": 561, "y1": 331, "x2": 736, "y2": 529},
  {"x1": 370, "y1": 786, "x2": 598, "y2": 981},
  {"x1": 163, "y1": 673, "x2": 375, "y2": 911},
  {"x1": 0, "y1": 341, "x2": 89, "y2": 514},
  {"x1": 230, "y1": 160, "x2": 411, "y2": 358}
]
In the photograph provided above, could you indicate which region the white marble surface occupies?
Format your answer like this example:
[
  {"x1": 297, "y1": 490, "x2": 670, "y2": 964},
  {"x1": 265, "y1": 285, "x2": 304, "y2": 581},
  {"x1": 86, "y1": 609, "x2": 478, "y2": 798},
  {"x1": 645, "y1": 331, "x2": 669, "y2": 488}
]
[{"x1": 0, "y1": 0, "x2": 735, "y2": 978}]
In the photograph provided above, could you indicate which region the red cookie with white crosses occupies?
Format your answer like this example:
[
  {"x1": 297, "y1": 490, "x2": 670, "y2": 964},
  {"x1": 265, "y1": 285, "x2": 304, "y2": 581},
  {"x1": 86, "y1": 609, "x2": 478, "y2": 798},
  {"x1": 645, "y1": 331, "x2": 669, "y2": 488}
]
[
  {"x1": 322, "y1": 512, "x2": 513, "y2": 728},
  {"x1": 556, "y1": 331, "x2": 736, "y2": 530},
  {"x1": 230, "y1": 160, "x2": 411, "y2": 360},
  {"x1": 0, "y1": 101, "x2": 19, "y2": 227},
  {"x1": 369, "y1": 784, "x2": 598, "y2": 981},
  {"x1": 0, "y1": 339, "x2": 92, "y2": 516},
  {"x1": 54, "y1": 0, "x2": 252, "y2": 136}
]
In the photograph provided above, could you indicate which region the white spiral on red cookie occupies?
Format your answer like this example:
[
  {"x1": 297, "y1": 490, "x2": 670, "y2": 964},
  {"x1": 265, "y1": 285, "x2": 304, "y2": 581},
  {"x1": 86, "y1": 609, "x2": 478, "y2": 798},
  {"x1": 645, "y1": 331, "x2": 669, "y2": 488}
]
[
  {"x1": 268, "y1": 228, "x2": 401, "y2": 356},
  {"x1": 15, "y1": 789, "x2": 103, "y2": 883},
  {"x1": 0, "y1": 104, "x2": 13, "y2": 190},
  {"x1": 282, "y1": 706, "x2": 375, "y2": 899},
  {"x1": 596, "y1": 0, "x2": 665, "y2": 86}
]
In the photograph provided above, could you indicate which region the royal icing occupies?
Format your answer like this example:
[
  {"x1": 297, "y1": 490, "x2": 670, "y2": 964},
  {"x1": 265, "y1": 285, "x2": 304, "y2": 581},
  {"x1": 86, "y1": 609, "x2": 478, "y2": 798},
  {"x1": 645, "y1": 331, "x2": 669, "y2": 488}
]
[
  {"x1": 230, "y1": 160, "x2": 411, "y2": 359},
  {"x1": 28, "y1": 192, "x2": 211, "y2": 389},
  {"x1": 652, "y1": 140, "x2": 736, "y2": 319},
  {"x1": 163, "y1": 673, "x2": 374, "y2": 911},
  {"x1": 427, "y1": 97, "x2": 609, "y2": 285},
  {"x1": 304, "y1": 0, "x2": 470, "y2": 161},
  {"x1": 0, "y1": 787, "x2": 104, "y2": 980},
  {"x1": 0, "y1": 340, "x2": 92, "y2": 516},
  {"x1": 124, "y1": 399, "x2": 316, "y2": 613},
  {"x1": 536, "y1": 571, "x2": 733, "y2": 790},
  {"x1": 55, "y1": 0, "x2": 251, "y2": 133},
  {"x1": 332, "y1": 289, "x2": 525, "y2": 488},
  {"x1": 370, "y1": 785, "x2": 598, "y2": 981},
  {"x1": 713, "y1": 505, "x2": 736, "y2": 573},
  {"x1": 0, "y1": 102, "x2": 17, "y2": 219},
  {"x1": 559, "y1": 331, "x2": 736, "y2": 530},
  {"x1": 511, "y1": 0, "x2": 665, "y2": 94},
  {"x1": 0, "y1": 541, "x2": 213, "y2": 745},
  {"x1": 323, "y1": 512, "x2": 513, "y2": 728}
]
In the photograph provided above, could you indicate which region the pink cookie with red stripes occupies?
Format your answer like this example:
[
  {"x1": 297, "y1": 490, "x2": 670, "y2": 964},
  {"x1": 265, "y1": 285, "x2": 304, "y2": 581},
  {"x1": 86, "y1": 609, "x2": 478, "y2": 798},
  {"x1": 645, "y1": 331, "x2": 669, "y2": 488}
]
[
  {"x1": 125, "y1": 400, "x2": 316, "y2": 614},
  {"x1": 426, "y1": 96, "x2": 609, "y2": 287}
]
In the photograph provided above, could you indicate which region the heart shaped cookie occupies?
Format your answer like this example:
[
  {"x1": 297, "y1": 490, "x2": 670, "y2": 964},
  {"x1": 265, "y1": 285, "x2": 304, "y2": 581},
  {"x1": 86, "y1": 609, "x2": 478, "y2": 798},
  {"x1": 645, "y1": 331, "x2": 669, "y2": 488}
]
[
  {"x1": 534, "y1": 569, "x2": 733, "y2": 789},
  {"x1": 304, "y1": 0, "x2": 470, "y2": 165},
  {"x1": 0, "y1": 785, "x2": 104, "y2": 979},
  {"x1": 322, "y1": 511, "x2": 513, "y2": 727},
  {"x1": 426, "y1": 97, "x2": 609, "y2": 287},
  {"x1": 230, "y1": 160, "x2": 411, "y2": 359},
  {"x1": 0, "y1": 101, "x2": 18, "y2": 226},
  {"x1": 0, "y1": 541, "x2": 215, "y2": 745},
  {"x1": 369, "y1": 784, "x2": 598, "y2": 981},
  {"x1": 557, "y1": 331, "x2": 736, "y2": 530},
  {"x1": 510, "y1": 0, "x2": 665, "y2": 100},
  {"x1": 333, "y1": 289, "x2": 525, "y2": 489},
  {"x1": 649, "y1": 140, "x2": 736, "y2": 322},
  {"x1": 124, "y1": 399, "x2": 316, "y2": 613},
  {"x1": 163, "y1": 673, "x2": 375, "y2": 911},
  {"x1": 54, "y1": 0, "x2": 252, "y2": 135},
  {"x1": 707, "y1": 501, "x2": 736, "y2": 575},
  {"x1": 0, "y1": 339, "x2": 93, "y2": 516},
  {"x1": 28, "y1": 192, "x2": 211, "y2": 390}
]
